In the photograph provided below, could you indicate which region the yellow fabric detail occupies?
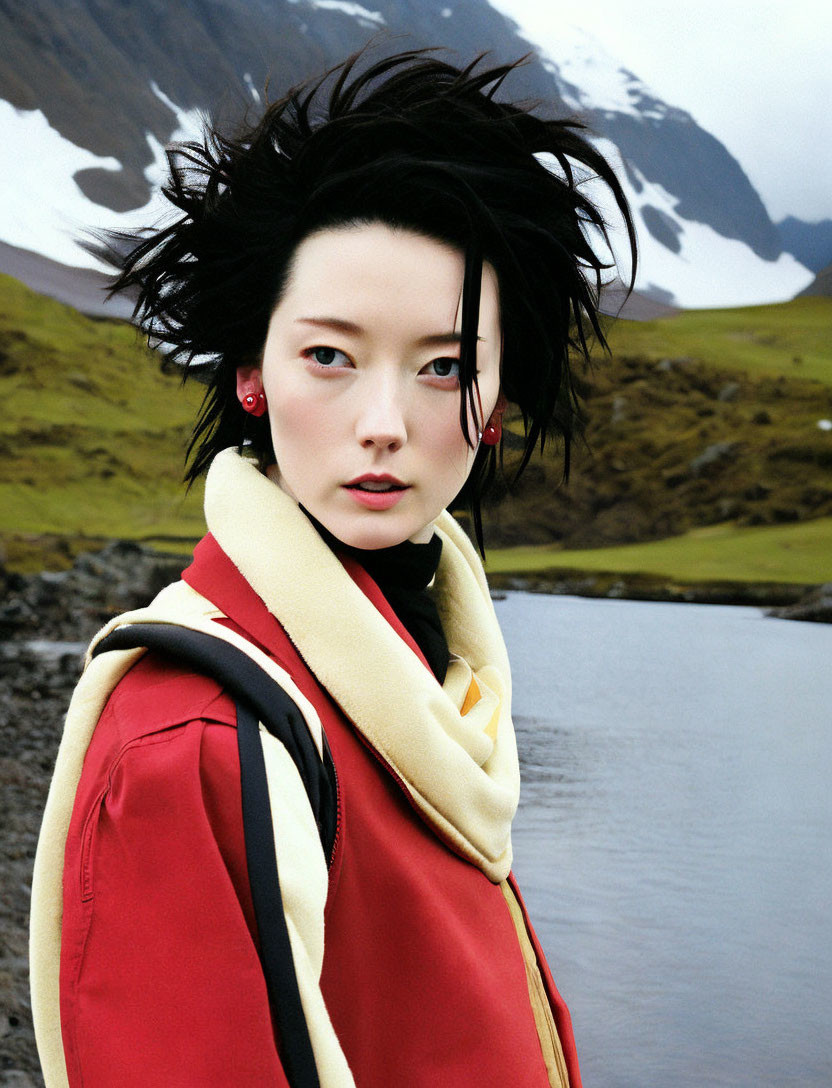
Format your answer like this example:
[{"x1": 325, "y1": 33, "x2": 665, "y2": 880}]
[
  {"x1": 500, "y1": 882, "x2": 570, "y2": 1088},
  {"x1": 483, "y1": 705, "x2": 500, "y2": 742},
  {"x1": 461, "y1": 675, "x2": 480, "y2": 715},
  {"x1": 460, "y1": 675, "x2": 500, "y2": 741}
]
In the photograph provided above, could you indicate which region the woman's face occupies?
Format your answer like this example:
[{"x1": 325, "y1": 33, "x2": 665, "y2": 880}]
[{"x1": 241, "y1": 222, "x2": 502, "y2": 549}]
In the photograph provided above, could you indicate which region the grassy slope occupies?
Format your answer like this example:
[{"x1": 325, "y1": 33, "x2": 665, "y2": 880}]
[
  {"x1": 486, "y1": 518, "x2": 832, "y2": 585},
  {"x1": 2, "y1": 273, "x2": 831, "y2": 584},
  {"x1": 0, "y1": 273, "x2": 206, "y2": 567},
  {"x1": 600, "y1": 296, "x2": 832, "y2": 387},
  {"x1": 483, "y1": 296, "x2": 832, "y2": 583}
]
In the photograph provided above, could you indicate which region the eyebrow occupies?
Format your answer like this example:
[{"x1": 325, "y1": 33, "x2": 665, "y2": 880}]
[{"x1": 295, "y1": 316, "x2": 484, "y2": 345}]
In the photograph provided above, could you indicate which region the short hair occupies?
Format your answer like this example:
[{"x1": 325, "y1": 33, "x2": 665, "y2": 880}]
[{"x1": 103, "y1": 48, "x2": 637, "y2": 550}]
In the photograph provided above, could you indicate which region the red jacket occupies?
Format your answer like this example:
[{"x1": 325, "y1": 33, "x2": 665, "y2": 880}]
[{"x1": 59, "y1": 532, "x2": 581, "y2": 1086}]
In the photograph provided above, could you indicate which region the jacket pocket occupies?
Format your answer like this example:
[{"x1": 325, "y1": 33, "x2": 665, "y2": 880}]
[{"x1": 79, "y1": 787, "x2": 108, "y2": 902}]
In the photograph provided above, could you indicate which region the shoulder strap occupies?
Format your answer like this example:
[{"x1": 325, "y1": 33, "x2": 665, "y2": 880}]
[
  {"x1": 93, "y1": 623, "x2": 337, "y2": 858},
  {"x1": 235, "y1": 697, "x2": 320, "y2": 1088},
  {"x1": 93, "y1": 622, "x2": 335, "y2": 1088}
]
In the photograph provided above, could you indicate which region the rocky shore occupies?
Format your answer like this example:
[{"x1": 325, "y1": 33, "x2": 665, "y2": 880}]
[
  {"x1": 487, "y1": 567, "x2": 832, "y2": 620},
  {"x1": 0, "y1": 543, "x2": 187, "y2": 1085},
  {"x1": 1, "y1": 541, "x2": 828, "y2": 1082},
  {"x1": 767, "y1": 581, "x2": 832, "y2": 623}
]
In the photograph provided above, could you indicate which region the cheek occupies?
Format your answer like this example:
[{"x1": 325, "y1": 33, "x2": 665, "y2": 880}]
[
  {"x1": 424, "y1": 401, "x2": 478, "y2": 474},
  {"x1": 267, "y1": 383, "x2": 342, "y2": 457}
]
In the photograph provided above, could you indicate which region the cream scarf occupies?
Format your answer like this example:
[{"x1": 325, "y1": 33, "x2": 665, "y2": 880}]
[
  {"x1": 206, "y1": 446, "x2": 521, "y2": 876},
  {"x1": 30, "y1": 446, "x2": 521, "y2": 1087}
]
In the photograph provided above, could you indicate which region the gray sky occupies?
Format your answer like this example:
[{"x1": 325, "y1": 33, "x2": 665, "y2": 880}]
[{"x1": 490, "y1": 0, "x2": 832, "y2": 224}]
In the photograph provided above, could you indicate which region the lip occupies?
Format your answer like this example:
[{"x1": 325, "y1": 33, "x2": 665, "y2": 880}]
[
  {"x1": 345, "y1": 473, "x2": 408, "y2": 487},
  {"x1": 342, "y1": 473, "x2": 411, "y2": 511},
  {"x1": 344, "y1": 487, "x2": 409, "y2": 510}
]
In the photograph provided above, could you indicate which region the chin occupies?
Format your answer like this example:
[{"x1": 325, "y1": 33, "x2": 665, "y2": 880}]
[
  {"x1": 320, "y1": 511, "x2": 424, "y2": 550},
  {"x1": 339, "y1": 524, "x2": 414, "y2": 550}
]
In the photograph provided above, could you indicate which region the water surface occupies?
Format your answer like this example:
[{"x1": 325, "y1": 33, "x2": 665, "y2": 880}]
[{"x1": 495, "y1": 594, "x2": 832, "y2": 1087}]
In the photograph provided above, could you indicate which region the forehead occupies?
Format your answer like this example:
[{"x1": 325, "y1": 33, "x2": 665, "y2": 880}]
[{"x1": 276, "y1": 223, "x2": 500, "y2": 339}]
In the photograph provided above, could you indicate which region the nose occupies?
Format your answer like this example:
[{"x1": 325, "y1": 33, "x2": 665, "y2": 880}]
[{"x1": 354, "y1": 375, "x2": 408, "y2": 452}]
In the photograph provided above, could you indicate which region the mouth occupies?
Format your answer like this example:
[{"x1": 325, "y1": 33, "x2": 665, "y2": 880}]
[
  {"x1": 342, "y1": 475, "x2": 410, "y2": 510},
  {"x1": 344, "y1": 474, "x2": 409, "y2": 493}
]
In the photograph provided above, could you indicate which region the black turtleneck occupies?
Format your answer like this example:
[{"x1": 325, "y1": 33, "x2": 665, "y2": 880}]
[{"x1": 301, "y1": 509, "x2": 449, "y2": 684}]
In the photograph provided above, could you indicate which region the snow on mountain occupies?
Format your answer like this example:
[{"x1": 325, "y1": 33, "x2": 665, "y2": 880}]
[
  {"x1": 4, "y1": 77, "x2": 810, "y2": 309},
  {"x1": 0, "y1": 1, "x2": 816, "y2": 311},
  {"x1": 538, "y1": 25, "x2": 671, "y2": 121},
  {"x1": 585, "y1": 138, "x2": 814, "y2": 309},
  {"x1": 0, "y1": 87, "x2": 205, "y2": 273},
  {"x1": 500, "y1": 20, "x2": 814, "y2": 307},
  {"x1": 303, "y1": 0, "x2": 386, "y2": 25}
]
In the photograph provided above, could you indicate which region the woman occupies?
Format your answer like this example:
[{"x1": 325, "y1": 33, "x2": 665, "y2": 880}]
[{"x1": 30, "y1": 50, "x2": 635, "y2": 1087}]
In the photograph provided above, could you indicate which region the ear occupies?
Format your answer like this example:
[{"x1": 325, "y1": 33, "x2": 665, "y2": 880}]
[{"x1": 236, "y1": 365, "x2": 263, "y2": 402}]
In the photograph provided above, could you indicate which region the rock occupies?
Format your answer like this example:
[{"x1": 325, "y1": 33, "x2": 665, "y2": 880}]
[
  {"x1": 0, "y1": 542, "x2": 187, "y2": 645},
  {"x1": 610, "y1": 395, "x2": 628, "y2": 423},
  {"x1": 662, "y1": 467, "x2": 688, "y2": 488},
  {"x1": 769, "y1": 583, "x2": 832, "y2": 624},
  {"x1": 689, "y1": 441, "x2": 739, "y2": 477},
  {"x1": 772, "y1": 507, "x2": 800, "y2": 523},
  {"x1": 0, "y1": 1072, "x2": 40, "y2": 1087},
  {"x1": 717, "y1": 381, "x2": 741, "y2": 402},
  {"x1": 656, "y1": 356, "x2": 693, "y2": 373},
  {"x1": 716, "y1": 497, "x2": 741, "y2": 520}
]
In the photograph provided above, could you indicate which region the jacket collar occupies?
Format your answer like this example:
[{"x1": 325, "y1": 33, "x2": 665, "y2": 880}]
[{"x1": 182, "y1": 531, "x2": 434, "y2": 675}]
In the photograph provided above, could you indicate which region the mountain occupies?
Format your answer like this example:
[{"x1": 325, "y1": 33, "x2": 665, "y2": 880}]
[
  {"x1": 0, "y1": 0, "x2": 814, "y2": 311},
  {"x1": 777, "y1": 216, "x2": 832, "y2": 273},
  {"x1": 520, "y1": 24, "x2": 811, "y2": 307}
]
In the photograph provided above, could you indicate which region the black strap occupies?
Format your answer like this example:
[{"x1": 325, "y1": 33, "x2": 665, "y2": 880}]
[
  {"x1": 94, "y1": 624, "x2": 337, "y2": 858},
  {"x1": 93, "y1": 623, "x2": 333, "y2": 1087},
  {"x1": 236, "y1": 698, "x2": 320, "y2": 1087}
]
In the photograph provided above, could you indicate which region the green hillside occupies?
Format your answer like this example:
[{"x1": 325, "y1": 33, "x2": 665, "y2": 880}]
[
  {"x1": 483, "y1": 297, "x2": 832, "y2": 579},
  {"x1": 487, "y1": 518, "x2": 832, "y2": 586},
  {"x1": 2, "y1": 273, "x2": 831, "y2": 586},
  {"x1": 601, "y1": 296, "x2": 832, "y2": 386},
  {"x1": 0, "y1": 273, "x2": 205, "y2": 569}
]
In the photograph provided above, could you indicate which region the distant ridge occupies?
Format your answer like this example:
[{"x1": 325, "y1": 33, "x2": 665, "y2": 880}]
[
  {"x1": 0, "y1": 240, "x2": 134, "y2": 319},
  {"x1": 777, "y1": 215, "x2": 832, "y2": 273}
]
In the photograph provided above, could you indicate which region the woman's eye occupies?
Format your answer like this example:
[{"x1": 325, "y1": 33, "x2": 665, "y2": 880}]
[
  {"x1": 304, "y1": 346, "x2": 352, "y2": 368},
  {"x1": 423, "y1": 357, "x2": 460, "y2": 380}
]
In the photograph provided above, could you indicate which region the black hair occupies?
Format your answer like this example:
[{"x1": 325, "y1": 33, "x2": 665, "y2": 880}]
[{"x1": 102, "y1": 48, "x2": 637, "y2": 551}]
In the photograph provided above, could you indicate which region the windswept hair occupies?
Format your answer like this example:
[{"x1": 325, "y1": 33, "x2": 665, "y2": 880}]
[{"x1": 104, "y1": 48, "x2": 637, "y2": 549}]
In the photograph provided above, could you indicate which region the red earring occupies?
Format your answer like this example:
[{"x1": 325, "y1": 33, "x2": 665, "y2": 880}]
[
  {"x1": 240, "y1": 382, "x2": 267, "y2": 417},
  {"x1": 481, "y1": 418, "x2": 502, "y2": 446},
  {"x1": 480, "y1": 393, "x2": 507, "y2": 446}
]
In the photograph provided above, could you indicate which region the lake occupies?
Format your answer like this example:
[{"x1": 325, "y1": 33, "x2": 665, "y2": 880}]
[{"x1": 495, "y1": 594, "x2": 832, "y2": 1087}]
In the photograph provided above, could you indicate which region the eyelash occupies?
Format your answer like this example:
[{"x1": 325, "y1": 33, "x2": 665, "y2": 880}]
[
  {"x1": 303, "y1": 346, "x2": 351, "y2": 369},
  {"x1": 301, "y1": 347, "x2": 462, "y2": 382},
  {"x1": 424, "y1": 358, "x2": 461, "y2": 380}
]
